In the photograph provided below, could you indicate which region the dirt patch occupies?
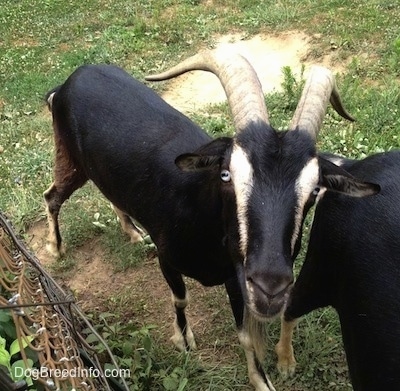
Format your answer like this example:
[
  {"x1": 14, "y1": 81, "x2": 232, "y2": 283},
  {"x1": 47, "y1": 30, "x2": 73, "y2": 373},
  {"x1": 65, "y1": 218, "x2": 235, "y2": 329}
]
[
  {"x1": 11, "y1": 37, "x2": 39, "y2": 48},
  {"x1": 160, "y1": 31, "x2": 345, "y2": 114},
  {"x1": 27, "y1": 220, "x2": 166, "y2": 312}
]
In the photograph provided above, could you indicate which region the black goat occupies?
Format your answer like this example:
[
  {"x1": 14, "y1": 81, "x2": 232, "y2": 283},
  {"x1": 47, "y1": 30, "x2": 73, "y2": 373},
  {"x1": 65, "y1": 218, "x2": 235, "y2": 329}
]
[
  {"x1": 44, "y1": 49, "x2": 378, "y2": 390},
  {"x1": 276, "y1": 151, "x2": 400, "y2": 390}
]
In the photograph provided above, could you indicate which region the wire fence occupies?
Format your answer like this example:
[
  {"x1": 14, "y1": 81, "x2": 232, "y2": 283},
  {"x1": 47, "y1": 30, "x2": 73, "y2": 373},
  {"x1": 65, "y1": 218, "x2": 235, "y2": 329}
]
[{"x1": 0, "y1": 212, "x2": 129, "y2": 391}]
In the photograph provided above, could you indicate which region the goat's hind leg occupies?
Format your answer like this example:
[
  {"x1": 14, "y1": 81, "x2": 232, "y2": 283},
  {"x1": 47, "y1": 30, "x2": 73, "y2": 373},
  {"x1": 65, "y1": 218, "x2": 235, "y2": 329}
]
[
  {"x1": 160, "y1": 260, "x2": 196, "y2": 351},
  {"x1": 111, "y1": 205, "x2": 144, "y2": 243},
  {"x1": 44, "y1": 133, "x2": 87, "y2": 257},
  {"x1": 225, "y1": 277, "x2": 276, "y2": 391}
]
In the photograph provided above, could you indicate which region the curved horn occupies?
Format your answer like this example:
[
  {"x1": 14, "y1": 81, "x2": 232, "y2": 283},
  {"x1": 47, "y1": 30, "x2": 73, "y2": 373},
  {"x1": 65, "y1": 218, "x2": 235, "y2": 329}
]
[
  {"x1": 145, "y1": 48, "x2": 269, "y2": 133},
  {"x1": 289, "y1": 66, "x2": 355, "y2": 140}
]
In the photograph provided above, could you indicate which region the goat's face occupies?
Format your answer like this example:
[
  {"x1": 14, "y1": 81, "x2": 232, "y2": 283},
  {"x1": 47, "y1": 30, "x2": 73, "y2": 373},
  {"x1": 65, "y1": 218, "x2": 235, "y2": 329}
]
[
  {"x1": 177, "y1": 126, "x2": 379, "y2": 321},
  {"x1": 223, "y1": 129, "x2": 321, "y2": 320},
  {"x1": 177, "y1": 128, "x2": 320, "y2": 320},
  {"x1": 227, "y1": 130, "x2": 317, "y2": 319}
]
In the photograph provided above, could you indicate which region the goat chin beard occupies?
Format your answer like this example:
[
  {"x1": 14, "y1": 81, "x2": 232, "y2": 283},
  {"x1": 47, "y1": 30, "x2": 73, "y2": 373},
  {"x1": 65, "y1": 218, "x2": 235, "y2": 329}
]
[
  {"x1": 248, "y1": 307, "x2": 283, "y2": 323},
  {"x1": 247, "y1": 299, "x2": 289, "y2": 323}
]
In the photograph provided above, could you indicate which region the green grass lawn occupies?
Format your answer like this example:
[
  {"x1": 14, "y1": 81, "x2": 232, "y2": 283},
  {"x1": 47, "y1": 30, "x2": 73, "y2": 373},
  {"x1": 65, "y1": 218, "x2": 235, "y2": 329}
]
[{"x1": 1, "y1": 1, "x2": 400, "y2": 390}]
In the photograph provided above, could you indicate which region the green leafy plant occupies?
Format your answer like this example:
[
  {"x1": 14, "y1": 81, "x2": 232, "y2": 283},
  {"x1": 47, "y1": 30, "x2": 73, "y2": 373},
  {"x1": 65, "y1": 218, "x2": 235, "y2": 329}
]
[
  {"x1": 281, "y1": 65, "x2": 304, "y2": 110},
  {"x1": 83, "y1": 312, "x2": 192, "y2": 391},
  {"x1": 84, "y1": 313, "x2": 156, "y2": 389},
  {"x1": 0, "y1": 330, "x2": 35, "y2": 387}
]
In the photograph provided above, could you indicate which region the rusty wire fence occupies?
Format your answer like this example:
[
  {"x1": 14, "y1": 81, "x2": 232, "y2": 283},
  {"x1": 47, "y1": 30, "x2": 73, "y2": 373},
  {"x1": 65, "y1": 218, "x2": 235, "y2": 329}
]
[{"x1": 0, "y1": 212, "x2": 130, "y2": 391}]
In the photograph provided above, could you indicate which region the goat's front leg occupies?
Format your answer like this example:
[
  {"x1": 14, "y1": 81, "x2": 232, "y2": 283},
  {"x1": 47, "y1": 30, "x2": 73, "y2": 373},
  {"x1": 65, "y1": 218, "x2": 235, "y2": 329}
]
[
  {"x1": 160, "y1": 259, "x2": 196, "y2": 351},
  {"x1": 225, "y1": 277, "x2": 276, "y2": 391},
  {"x1": 275, "y1": 250, "x2": 327, "y2": 379},
  {"x1": 275, "y1": 316, "x2": 297, "y2": 378}
]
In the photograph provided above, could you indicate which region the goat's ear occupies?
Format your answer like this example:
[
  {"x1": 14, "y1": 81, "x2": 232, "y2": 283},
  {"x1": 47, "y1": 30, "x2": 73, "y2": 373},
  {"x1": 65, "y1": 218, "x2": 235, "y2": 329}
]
[
  {"x1": 176, "y1": 137, "x2": 233, "y2": 172},
  {"x1": 319, "y1": 157, "x2": 381, "y2": 197}
]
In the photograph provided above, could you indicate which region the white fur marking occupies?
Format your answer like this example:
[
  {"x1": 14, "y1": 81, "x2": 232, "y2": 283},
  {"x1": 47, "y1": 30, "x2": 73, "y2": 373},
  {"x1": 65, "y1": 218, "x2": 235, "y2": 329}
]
[
  {"x1": 291, "y1": 157, "x2": 320, "y2": 253},
  {"x1": 230, "y1": 143, "x2": 254, "y2": 261},
  {"x1": 43, "y1": 183, "x2": 64, "y2": 257},
  {"x1": 170, "y1": 293, "x2": 196, "y2": 350},
  {"x1": 171, "y1": 293, "x2": 189, "y2": 309}
]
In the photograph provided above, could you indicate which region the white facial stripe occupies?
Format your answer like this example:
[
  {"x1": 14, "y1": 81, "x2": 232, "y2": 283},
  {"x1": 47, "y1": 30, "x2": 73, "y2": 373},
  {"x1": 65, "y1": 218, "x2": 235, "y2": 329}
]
[
  {"x1": 230, "y1": 143, "x2": 254, "y2": 261},
  {"x1": 291, "y1": 157, "x2": 320, "y2": 253}
]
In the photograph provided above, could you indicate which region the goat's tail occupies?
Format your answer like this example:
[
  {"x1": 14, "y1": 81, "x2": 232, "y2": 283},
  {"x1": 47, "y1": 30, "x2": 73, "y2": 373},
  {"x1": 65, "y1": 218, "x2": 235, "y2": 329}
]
[{"x1": 44, "y1": 86, "x2": 61, "y2": 111}]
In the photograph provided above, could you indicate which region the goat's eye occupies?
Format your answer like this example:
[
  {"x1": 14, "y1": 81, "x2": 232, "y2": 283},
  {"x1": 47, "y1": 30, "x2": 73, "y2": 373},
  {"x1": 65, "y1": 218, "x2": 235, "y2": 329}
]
[
  {"x1": 312, "y1": 187, "x2": 320, "y2": 196},
  {"x1": 220, "y1": 169, "x2": 231, "y2": 182}
]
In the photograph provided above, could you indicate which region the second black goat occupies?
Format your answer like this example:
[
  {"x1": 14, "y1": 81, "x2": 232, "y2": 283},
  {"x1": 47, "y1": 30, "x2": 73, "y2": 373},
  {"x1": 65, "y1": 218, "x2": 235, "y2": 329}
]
[{"x1": 276, "y1": 150, "x2": 400, "y2": 391}]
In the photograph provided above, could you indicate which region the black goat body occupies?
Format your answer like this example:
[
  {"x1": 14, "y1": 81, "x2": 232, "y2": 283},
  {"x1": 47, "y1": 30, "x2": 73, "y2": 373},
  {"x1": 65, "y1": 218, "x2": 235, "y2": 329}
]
[{"x1": 277, "y1": 151, "x2": 400, "y2": 391}]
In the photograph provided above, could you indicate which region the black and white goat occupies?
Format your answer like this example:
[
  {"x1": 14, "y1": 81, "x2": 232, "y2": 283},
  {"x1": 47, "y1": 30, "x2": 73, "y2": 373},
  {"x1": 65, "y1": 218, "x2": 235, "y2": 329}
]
[
  {"x1": 44, "y1": 49, "x2": 378, "y2": 390},
  {"x1": 276, "y1": 151, "x2": 400, "y2": 390}
]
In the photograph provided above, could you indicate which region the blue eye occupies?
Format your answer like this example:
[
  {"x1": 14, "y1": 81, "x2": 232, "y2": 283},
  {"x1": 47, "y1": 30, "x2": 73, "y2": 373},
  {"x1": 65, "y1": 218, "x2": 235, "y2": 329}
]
[
  {"x1": 312, "y1": 187, "x2": 320, "y2": 196},
  {"x1": 220, "y1": 169, "x2": 231, "y2": 182}
]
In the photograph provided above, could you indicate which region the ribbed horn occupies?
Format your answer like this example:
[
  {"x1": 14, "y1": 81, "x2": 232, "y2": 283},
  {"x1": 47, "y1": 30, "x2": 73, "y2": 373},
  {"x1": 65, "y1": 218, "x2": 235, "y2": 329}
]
[
  {"x1": 289, "y1": 66, "x2": 355, "y2": 140},
  {"x1": 145, "y1": 48, "x2": 269, "y2": 133}
]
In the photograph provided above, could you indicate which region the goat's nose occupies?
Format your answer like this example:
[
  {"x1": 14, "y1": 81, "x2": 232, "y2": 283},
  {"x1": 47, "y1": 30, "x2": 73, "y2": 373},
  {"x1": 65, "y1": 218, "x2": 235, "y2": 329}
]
[
  {"x1": 246, "y1": 271, "x2": 293, "y2": 319},
  {"x1": 246, "y1": 271, "x2": 293, "y2": 302}
]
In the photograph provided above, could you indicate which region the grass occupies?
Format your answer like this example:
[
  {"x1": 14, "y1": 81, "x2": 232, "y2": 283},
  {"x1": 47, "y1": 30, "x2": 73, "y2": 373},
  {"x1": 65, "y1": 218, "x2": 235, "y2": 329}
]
[{"x1": 1, "y1": 0, "x2": 400, "y2": 390}]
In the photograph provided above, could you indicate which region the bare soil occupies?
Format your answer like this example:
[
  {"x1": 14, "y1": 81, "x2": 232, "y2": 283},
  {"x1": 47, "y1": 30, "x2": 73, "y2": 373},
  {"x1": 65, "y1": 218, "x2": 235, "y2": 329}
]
[{"x1": 160, "y1": 31, "x2": 346, "y2": 114}]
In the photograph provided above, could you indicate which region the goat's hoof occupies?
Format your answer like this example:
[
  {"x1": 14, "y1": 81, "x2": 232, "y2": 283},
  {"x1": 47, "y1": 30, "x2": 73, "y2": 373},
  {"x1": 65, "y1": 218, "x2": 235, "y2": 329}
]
[
  {"x1": 171, "y1": 334, "x2": 187, "y2": 352},
  {"x1": 129, "y1": 231, "x2": 144, "y2": 244},
  {"x1": 276, "y1": 359, "x2": 296, "y2": 379},
  {"x1": 250, "y1": 376, "x2": 276, "y2": 391},
  {"x1": 275, "y1": 343, "x2": 296, "y2": 379},
  {"x1": 185, "y1": 327, "x2": 197, "y2": 350},
  {"x1": 171, "y1": 329, "x2": 196, "y2": 352},
  {"x1": 46, "y1": 242, "x2": 65, "y2": 258}
]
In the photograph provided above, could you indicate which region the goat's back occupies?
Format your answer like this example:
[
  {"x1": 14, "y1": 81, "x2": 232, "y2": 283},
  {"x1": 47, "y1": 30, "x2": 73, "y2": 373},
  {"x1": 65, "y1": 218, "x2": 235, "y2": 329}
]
[
  {"x1": 50, "y1": 64, "x2": 212, "y2": 213},
  {"x1": 52, "y1": 64, "x2": 209, "y2": 162}
]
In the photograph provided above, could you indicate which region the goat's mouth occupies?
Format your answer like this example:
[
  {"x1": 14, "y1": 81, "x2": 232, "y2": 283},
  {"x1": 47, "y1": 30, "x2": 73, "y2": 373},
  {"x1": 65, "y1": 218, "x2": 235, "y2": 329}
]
[{"x1": 246, "y1": 283, "x2": 293, "y2": 321}]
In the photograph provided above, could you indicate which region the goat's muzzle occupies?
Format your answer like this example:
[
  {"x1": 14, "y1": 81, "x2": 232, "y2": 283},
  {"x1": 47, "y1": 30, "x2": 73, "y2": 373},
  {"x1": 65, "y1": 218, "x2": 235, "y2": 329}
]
[{"x1": 245, "y1": 270, "x2": 294, "y2": 320}]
